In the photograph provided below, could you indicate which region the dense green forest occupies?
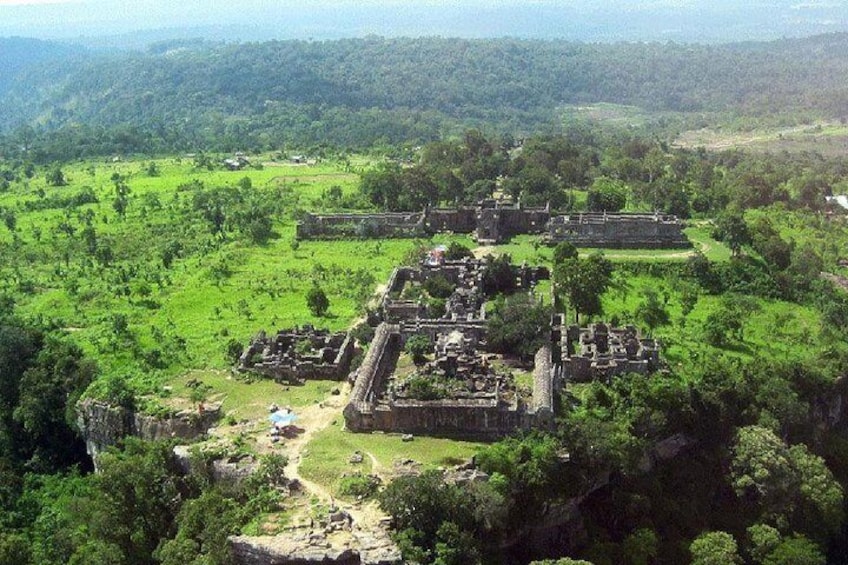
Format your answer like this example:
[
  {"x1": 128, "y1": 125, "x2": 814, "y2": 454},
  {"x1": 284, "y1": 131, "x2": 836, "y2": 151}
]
[{"x1": 5, "y1": 34, "x2": 848, "y2": 159}]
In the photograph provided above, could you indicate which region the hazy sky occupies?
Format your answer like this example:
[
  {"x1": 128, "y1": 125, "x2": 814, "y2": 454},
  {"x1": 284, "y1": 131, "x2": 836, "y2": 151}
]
[{"x1": 1, "y1": 0, "x2": 847, "y2": 44}]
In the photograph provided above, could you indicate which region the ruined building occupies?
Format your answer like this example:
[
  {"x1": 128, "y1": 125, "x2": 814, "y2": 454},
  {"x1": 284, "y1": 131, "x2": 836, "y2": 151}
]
[
  {"x1": 341, "y1": 246, "x2": 662, "y2": 438},
  {"x1": 296, "y1": 201, "x2": 690, "y2": 248},
  {"x1": 343, "y1": 252, "x2": 556, "y2": 438},
  {"x1": 239, "y1": 254, "x2": 662, "y2": 439},
  {"x1": 343, "y1": 322, "x2": 556, "y2": 438},
  {"x1": 555, "y1": 317, "x2": 660, "y2": 383},
  {"x1": 238, "y1": 326, "x2": 354, "y2": 383},
  {"x1": 546, "y1": 212, "x2": 691, "y2": 248}
]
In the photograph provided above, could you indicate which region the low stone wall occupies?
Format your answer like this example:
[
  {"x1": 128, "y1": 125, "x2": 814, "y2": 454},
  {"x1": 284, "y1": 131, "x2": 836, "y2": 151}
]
[
  {"x1": 370, "y1": 398, "x2": 532, "y2": 438},
  {"x1": 296, "y1": 212, "x2": 426, "y2": 240},
  {"x1": 533, "y1": 345, "x2": 555, "y2": 425},
  {"x1": 355, "y1": 324, "x2": 401, "y2": 401},
  {"x1": 297, "y1": 206, "x2": 690, "y2": 249},
  {"x1": 426, "y1": 207, "x2": 477, "y2": 234},
  {"x1": 398, "y1": 319, "x2": 487, "y2": 343}
]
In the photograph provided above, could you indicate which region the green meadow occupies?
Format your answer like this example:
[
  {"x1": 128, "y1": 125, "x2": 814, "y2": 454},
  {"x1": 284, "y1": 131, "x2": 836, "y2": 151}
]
[
  {"x1": 0, "y1": 155, "x2": 426, "y2": 402},
  {"x1": 299, "y1": 423, "x2": 484, "y2": 496}
]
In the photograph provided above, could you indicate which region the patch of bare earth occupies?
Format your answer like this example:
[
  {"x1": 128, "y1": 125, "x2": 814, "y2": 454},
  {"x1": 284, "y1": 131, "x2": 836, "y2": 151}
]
[{"x1": 473, "y1": 245, "x2": 498, "y2": 259}]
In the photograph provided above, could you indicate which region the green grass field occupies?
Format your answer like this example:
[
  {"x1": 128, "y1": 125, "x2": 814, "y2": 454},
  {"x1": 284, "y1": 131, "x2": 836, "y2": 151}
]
[
  {"x1": 299, "y1": 422, "x2": 484, "y2": 496},
  {"x1": 0, "y1": 155, "x2": 423, "y2": 400},
  {"x1": 600, "y1": 272, "x2": 824, "y2": 372}
]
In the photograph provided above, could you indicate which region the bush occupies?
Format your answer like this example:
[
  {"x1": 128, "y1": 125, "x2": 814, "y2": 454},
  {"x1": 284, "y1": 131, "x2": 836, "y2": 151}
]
[
  {"x1": 445, "y1": 242, "x2": 474, "y2": 260},
  {"x1": 225, "y1": 339, "x2": 244, "y2": 364},
  {"x1": 350, "y1": 322, "x2": 375, "y2": 345},
  {"x1": 423, "y1": 274, "x2": 454, "y2": 299},
  {"x1": 487, "y1": 293, "x2": 552, "y2": 360},
  {"x1": 405, "y1": 335, "x2": 432, "y2": 365},
  {"x1": 338, "y1": 473, "x2": 380, "y2": 499},
  {"x1": 306, "y1": 285, "x2": 330, "y2": 317}
]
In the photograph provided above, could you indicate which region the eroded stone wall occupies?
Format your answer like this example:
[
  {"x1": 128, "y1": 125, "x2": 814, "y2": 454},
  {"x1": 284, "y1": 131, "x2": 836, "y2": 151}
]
[{"x1": 547, "y1": 213, "x2": 690, "y2": 248}]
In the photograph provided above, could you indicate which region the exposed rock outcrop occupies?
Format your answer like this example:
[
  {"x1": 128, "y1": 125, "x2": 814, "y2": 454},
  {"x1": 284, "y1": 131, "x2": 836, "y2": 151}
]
[
  {"x1": 76, "y1": 399, "x2": 221, "y2": 464},
  {"x1": 230, "y1": 528, "x2": 401, "y2": 565}
]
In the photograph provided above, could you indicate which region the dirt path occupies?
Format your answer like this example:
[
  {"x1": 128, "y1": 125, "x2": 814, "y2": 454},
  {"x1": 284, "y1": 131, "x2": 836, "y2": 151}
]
[
  {"x1": 602, "y1": 248, "x2": 698, "y2": 260},
  {"x1": 274, "y1": 280, "x2": 393, "y2": 531},
  {"x1": 276, "y1": 382, "x2": 387, "y2": 530},
  {"x1": 473, "y1": 245, "x2": 498, "y2": 259},
  {"x1": 280, "y1": 383, "x2": 349, "y2": 499},
  {"x1": 473, "y1": 242, "x2": 705, "y2": 261}
]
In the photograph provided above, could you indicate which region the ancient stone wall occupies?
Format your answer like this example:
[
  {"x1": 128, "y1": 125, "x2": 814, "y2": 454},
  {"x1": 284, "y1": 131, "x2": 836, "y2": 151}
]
[
  {"x1": 533, "y1": 345, "x2": 555, "y2": 426},
  {"x1": 345, "y1": 323, "x2": 402, "y2": 431},
  {"x1": 398, "y1": 319, "x2": 487, "y2": 343},
  {"x1": 297, "y1": 204, "x2": 690, "y2": 248},
  {"x1": 296, "y1": 212, "x2": 426, "y2": 239},
  {"x1": 475, "y1": 200, "x2": 550, "y2": 244},
  {"x1": 345, "y1": 317, "x2": 554, "y2": 437},
  {"x1": 546, "y1": 213, "x2": 690, "y2": 249},
  {"x1": 379, "y1": 268, "x2": 428, "y2": 322},
  {"x1": 369, "y1": 398, "x2": 527, "y2": 438},
  {"x1": 425, "y1": 207, "x2": 477, "y2": 234}
]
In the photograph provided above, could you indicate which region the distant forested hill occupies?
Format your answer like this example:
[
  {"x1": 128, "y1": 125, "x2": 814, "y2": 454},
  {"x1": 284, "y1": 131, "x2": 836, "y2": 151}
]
[
  {"x1": 0, "y1": 37, "x2": 80, "y2": 95},
  {"x1": 4, "y1": 34, "x2": 848, "y2": 158}
]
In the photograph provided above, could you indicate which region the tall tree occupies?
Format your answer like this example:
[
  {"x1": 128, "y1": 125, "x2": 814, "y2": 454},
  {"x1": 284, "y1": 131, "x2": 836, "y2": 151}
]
[
  {"x1": 731, "y1": 425, "x2": 843, "y2": 538},
  {"x1": 555, "y1": 251, "x2": 614, "y2": 323}
]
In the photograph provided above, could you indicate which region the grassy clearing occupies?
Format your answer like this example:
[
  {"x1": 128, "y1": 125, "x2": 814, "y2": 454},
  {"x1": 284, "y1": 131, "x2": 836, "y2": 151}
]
[
  {"x1": 560, "y1": 103, "x2": 653, "y2": 128},
  {"x1": 600, "y1": 273, "x2": 824, "y2": 373},
  {"x1": 164, "y1": 370, "x2": 336, "y2": 420},
  {"x1": 0, "y1": 154, "x2": 411, "y2": 403},
  {"x1": 684, "y1": 225, "x2": 731, "y2": 262},
  {"x1": 673, "y1": 121, "x2": 848, "y2": 156},
  {"x1": 464, "y1": 227, "x2": 728, "y2": 266},
  {"x1": 299, "y1": 422, "x2": 485, "y2": 495}
]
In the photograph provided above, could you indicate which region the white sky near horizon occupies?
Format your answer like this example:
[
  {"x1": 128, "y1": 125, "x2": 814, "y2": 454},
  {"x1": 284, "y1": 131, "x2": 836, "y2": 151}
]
[{"x1": 0, "y1": 0, "x2": 846, "y2": 42}]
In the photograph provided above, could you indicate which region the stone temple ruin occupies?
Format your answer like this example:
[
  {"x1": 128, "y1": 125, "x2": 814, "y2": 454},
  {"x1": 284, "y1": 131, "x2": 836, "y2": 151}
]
[
  {"x1": 342, "y1": 251, "x2": 658, "y2": 438},
  {"x1": 344, "y1": 322, "x2": 556, "y2": 438},
  {"x1": 547, "y1": 212, "x2": 690, "y2": 249},
  {"x1": 555, "y1": 317, "x2": 660, "y2": 384},
  {"x1": 238, "y1": 253, "x2": 661, "y2": 439},
  {"x1": 238, "y1": 325, "x2": 354, "y2": 383},
  {"x1": 343, "y1": 253, "x2": 554, "y2": 437},
  {"x1": 297, "y1": 199, "x2": 691, "y2": 248}
]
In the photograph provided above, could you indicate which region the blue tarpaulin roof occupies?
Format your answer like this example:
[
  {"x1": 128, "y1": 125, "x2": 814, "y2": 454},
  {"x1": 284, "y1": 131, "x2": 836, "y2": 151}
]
[{"x1": 269, "y1": 410, "x2": 297, "y2": 425}]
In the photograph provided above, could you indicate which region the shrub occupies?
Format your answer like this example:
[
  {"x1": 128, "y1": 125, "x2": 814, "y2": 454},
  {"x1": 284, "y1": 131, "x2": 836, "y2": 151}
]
[
  {"x1": 306, "y1": 285, "x2": 330, "y2": 317},
  {"x1": 405, "y1": 335, "x2": 432, "y2": 365},
  {"x1": 338, "y1": 473, "x2": 380, "y2": 499}
]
